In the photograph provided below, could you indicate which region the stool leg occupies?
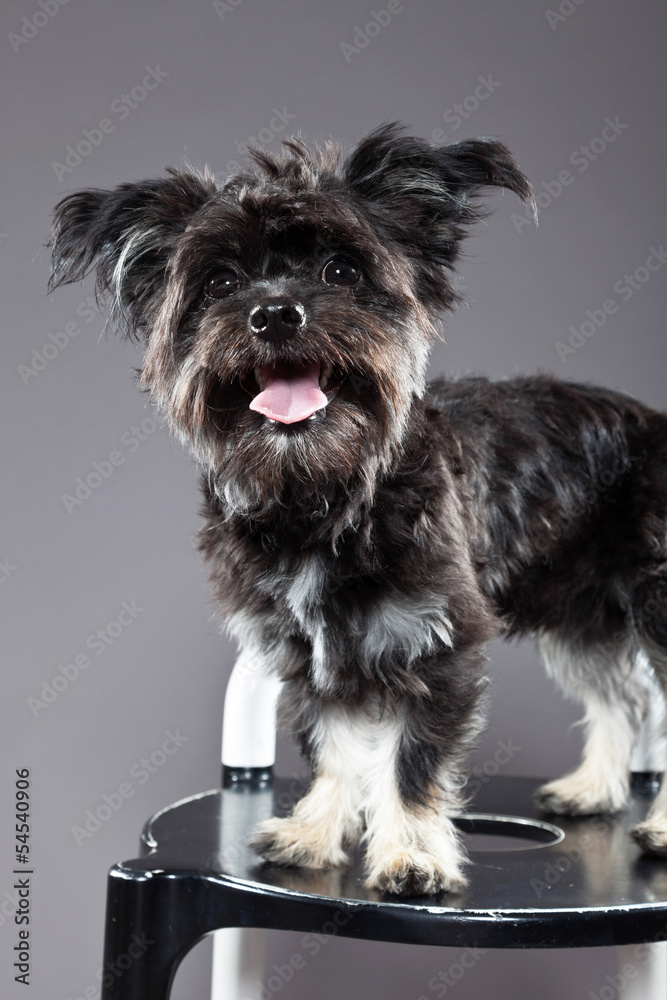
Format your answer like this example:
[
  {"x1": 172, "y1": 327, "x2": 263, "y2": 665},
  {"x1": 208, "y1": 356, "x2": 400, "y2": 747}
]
[
  {"x1": 616, "y1": 942, "x2": 667, "y2": 999},
  {"x1": 213, "y1": 655, "x2": 281, "y2": 998},
  {"x1": 221, "y1": 652, "x2": 282, "y2": 769},
  {"x1": 101, "y1": 867, "x2": 231, "y2": 1000},
  {"x1": 211, "y1": 929, "x2": 267, "y2": 999},
  {"x1": 618, "y1": 684, "x2": 667, "y2": 999}
]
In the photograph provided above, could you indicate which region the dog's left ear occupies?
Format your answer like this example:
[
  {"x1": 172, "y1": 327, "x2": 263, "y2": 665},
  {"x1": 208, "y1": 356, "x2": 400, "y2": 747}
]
[
  {"x1": 344, "y1": 122, "x2": 533, "y2": 276},
  {"x1": 48, "y1": 168, "x2": 217, "y2": 339}
]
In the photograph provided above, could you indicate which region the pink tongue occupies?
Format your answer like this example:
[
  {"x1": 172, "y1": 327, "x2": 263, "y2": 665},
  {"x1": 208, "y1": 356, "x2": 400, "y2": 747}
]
[{"x1": 249, "y1": 361, "x2": 327, "y2": 424}]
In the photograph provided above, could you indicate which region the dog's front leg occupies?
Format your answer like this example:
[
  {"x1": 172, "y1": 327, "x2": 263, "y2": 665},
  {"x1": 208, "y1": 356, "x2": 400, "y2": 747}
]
[
  {"x1": 282, "y1": 697, "x2": 474, "y2": 895},
  {"x1": 250, "y1": 701, "x2": 366, "y2": 870},
  {"x1": 356, "y1": 643, "x2": 488, "y2": 895},
  {"x1": 252, "y1": 661, "x2": 484, "y2": 894},
  {"x1": 359, "y1": 706, "x2": 473, "y2": 896},
  {"x1": 361, "y1": 764, "x2": 469, "y2": 896}
]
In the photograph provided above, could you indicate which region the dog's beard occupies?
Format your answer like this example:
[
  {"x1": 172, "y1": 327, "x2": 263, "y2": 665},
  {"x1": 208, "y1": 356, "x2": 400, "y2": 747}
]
[
  {"x1": 141, "y1": 310, "x2": 431, "y2": 526},
  {"x1": 156, "y1": 367, "x2": 419, "y2": 523},
  {"x1": 210, "y1": 395, "x2": 386, "y2": 520}
]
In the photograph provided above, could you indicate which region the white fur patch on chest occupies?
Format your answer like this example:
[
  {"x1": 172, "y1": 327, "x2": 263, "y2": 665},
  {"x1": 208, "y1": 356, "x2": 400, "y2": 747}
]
[
  {"x1": 360, "y1": 591, "x2": 453, "y2": 668},
  {"x1": 285, "y1": 554, "x2": 326, "y2": 625},
  {"x1": 229, "y1": 555, "x2": 454, "y2": 694},
  {"x1": 288, "y1": 557, "x2": 453, "y2": 692}
]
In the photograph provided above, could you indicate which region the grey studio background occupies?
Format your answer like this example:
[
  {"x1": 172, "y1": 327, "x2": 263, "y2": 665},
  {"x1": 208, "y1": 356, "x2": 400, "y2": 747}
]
[{"x1": 1, "y1": 0, "x2": 665, "y2": 997}]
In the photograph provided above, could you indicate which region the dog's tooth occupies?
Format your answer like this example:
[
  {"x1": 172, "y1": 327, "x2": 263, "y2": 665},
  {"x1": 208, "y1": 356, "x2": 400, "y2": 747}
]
[
  {"x1": 319, "y1": 363, "x2": 333, "y2": 390},
  {"x1": 254, "y1": 367, "x2": 265, "y2": 391}
]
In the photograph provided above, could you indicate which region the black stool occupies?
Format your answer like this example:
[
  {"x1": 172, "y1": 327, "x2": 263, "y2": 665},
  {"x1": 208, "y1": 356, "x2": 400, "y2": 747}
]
[{"x1": 100, "y1": 772, "x2": 667, "y2": 999}]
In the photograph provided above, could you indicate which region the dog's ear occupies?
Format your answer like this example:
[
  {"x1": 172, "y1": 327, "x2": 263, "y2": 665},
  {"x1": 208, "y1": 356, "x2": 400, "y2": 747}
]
[
  {"x1": 344, "y1": 122, "x2": 534, "y2": 271},
  {"x1": 48, "y1": 168, "x2": 218, "y2": 339}
]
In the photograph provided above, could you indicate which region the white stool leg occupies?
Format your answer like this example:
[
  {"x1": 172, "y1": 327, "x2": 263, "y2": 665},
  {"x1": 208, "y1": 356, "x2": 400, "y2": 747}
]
[
  {"x1": 211, "y1": 655, "x2": 282, "y2": 1000},
  {"x1": 630, "y1": 655, "x2": 666, "y2": 774},
  {"x1": 221, "y1": 649, "x2": 283, "y2": 769},
  {"x1": 212, "y1": 929, "x2": 267, "y2": 1000},
  {"x1": 615, "y1": 943, "x2": 667, "y2": 999},
  {"x1": 617, "y1": 667, "x2": 666, "y2": 1000}
]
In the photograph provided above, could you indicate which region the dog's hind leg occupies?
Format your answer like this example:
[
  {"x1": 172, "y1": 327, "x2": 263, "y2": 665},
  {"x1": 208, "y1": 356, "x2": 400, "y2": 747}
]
[
  {"x1": 630, "y1": 579, "x2": 667, "y2": 852},
  {"x1": 534, "y1": 631, "x2": 650, "y2": 815}
]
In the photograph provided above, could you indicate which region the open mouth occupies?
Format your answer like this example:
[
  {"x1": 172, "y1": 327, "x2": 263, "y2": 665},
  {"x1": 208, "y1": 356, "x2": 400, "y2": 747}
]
[{"x1": 243, "y1": 361, "x2": 343, "y2": 425}]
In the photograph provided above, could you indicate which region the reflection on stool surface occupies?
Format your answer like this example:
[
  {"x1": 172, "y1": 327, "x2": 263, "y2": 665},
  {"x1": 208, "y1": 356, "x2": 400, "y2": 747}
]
[{"x1": 101, "y1": 774, "x2": 667, "y2": 999}]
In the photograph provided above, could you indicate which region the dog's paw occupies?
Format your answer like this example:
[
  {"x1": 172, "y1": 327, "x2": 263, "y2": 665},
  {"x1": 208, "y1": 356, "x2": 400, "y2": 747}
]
[
  {"x1": 364, "y1": 850, "x2": 468, "y2": 896},
  {"x1": 249, "y1": 816, "x2": 349, "y2": 870},
  {"x1": 534, "y1": 772, "x2": 628, "y2": 816},
  {"x1": 632, "y1": 818, "x2": 667, "y2": 856}
]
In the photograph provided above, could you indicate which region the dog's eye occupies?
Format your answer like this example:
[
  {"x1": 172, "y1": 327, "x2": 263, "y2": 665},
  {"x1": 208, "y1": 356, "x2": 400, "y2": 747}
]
[
  {"x1": 321, "y1": 257, "x2": 360, "y2": 287},
  {"x1": 205, "y1": 269, "x2": 240, "y2": 299}
]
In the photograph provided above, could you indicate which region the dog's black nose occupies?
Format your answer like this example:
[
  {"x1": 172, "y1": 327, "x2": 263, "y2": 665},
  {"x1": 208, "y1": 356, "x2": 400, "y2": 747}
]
[{"x1": 249, "y1": 301, "x2": 305, "y2": 342}]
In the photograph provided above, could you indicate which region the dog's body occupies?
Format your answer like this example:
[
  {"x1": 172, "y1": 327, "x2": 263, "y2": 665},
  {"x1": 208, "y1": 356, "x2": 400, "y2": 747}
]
[{"x1": 49, "y1": 124, "x2": 667, "y2": 895}]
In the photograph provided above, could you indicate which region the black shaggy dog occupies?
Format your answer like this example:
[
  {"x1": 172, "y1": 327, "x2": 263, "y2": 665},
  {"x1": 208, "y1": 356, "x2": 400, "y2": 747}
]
[{"x1": 49, "y1": 124, "x2": 667, "y2": 895}]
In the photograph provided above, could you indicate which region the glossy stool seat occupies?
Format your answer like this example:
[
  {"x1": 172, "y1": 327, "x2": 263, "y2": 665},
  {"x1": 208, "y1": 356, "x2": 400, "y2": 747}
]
[{"x1": 100, "y1": 772, "x2": 667, "y2": 999}]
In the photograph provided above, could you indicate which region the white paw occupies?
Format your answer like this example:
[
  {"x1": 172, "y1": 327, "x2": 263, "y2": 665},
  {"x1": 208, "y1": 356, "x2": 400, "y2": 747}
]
[
  {"x1": 364, "y1": 847, "x2": 468, "y2": 896},
  {"x1": 249, "y1": 816, "x2": 349, "y2": 869},
  {"x1": 534, "y1": 771, "x2": 628, "y2": 816},
  {"x1": 633, "y1": 817, "x2": 667, "y2": 855}
]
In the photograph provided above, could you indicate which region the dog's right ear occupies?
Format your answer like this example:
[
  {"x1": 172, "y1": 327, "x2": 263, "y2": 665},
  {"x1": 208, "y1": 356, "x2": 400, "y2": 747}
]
[
  {"x1": 48, "y1": 168, "x2": 218, "y2": 340},
  {"x1": 343, "y1": 123, "x2": 534, "y2": 299}
]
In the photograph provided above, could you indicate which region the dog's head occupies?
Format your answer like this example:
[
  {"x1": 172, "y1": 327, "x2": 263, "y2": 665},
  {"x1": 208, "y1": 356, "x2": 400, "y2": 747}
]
[{"x1": 49, "y1": 123, "x2": 532, "y2": 516}]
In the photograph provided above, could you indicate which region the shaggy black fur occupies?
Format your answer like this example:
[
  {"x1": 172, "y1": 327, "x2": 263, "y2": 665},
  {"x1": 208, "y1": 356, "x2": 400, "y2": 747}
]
[{"x1": 48, "y1": 123, "x2": 667, "y2": 895}]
